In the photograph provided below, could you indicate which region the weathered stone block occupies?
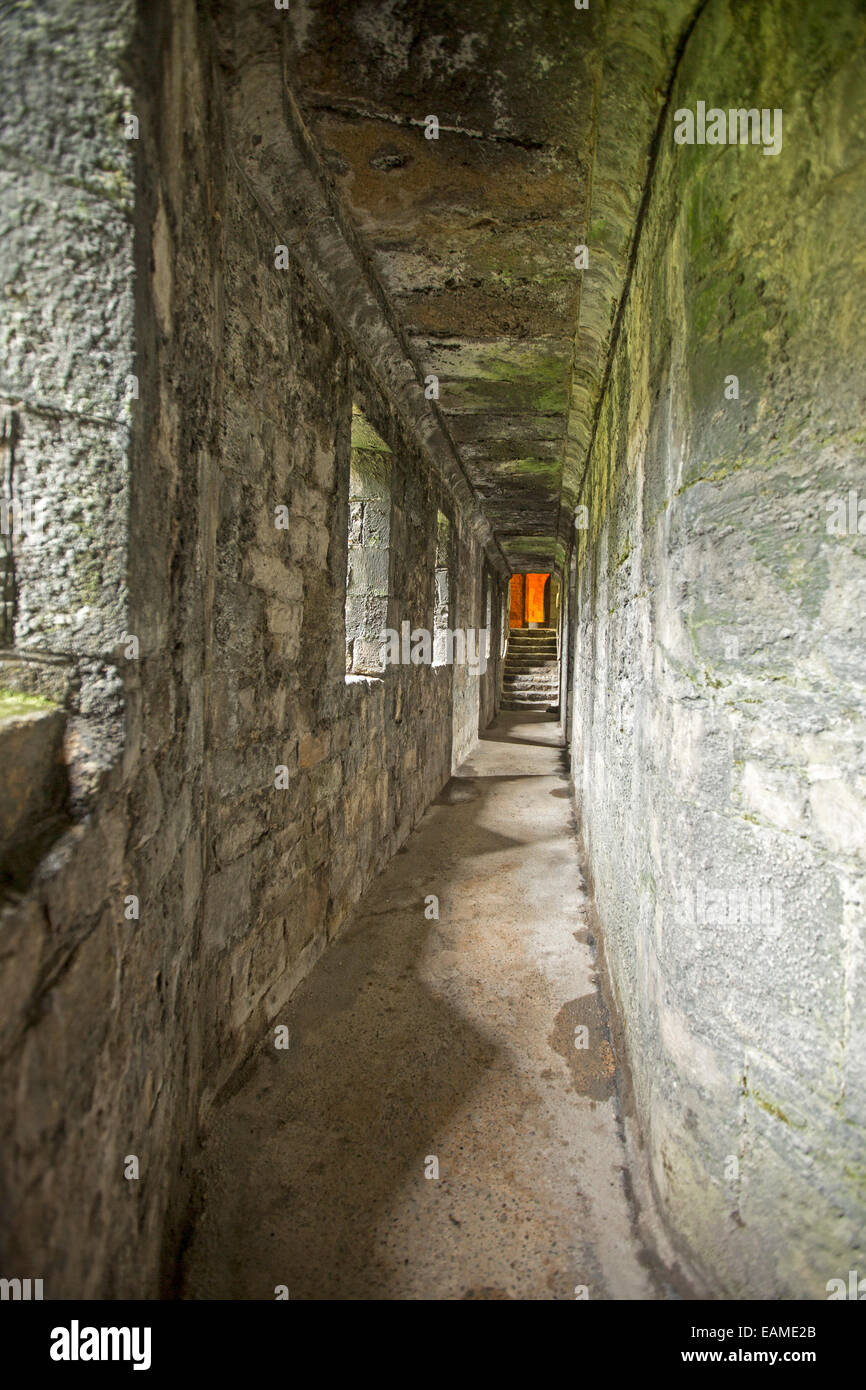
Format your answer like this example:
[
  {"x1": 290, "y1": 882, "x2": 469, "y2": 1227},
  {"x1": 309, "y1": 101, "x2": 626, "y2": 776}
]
[
  {"x1": 204, "y1": 856, "x2": 253, "y2": 951},
  {"x1": 0, "y1": 704, "x2": 68, "y2": 881},
  {"x1": 298, "y1": 731, "x2": 329, "y2": 769}
]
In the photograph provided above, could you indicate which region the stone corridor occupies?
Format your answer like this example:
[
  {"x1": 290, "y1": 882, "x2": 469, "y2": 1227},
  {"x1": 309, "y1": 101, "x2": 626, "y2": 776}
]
[
  {"x1": 181, "y1": 711, "x2": 666, "y2": 1301},
  {"x1": 1, "y1": 0, "x2": 865, "y2": 1305}
]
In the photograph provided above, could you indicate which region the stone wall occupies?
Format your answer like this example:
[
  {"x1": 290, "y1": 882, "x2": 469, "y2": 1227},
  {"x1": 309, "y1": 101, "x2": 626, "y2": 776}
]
[
  {"x1": 0, "y1": 0, "x2": 504, "y2": 1298},
  {"x1": 571, "y1": 0, "x2": 866, "y2": 1296}
]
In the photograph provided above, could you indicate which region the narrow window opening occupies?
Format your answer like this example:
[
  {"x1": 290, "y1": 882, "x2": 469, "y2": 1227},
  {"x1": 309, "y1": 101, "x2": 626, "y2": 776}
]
[
  {"x1": 346, "y1": 404, "x2": 392, "y2": 677},
  {"x1": 433, "y1": 509, "x2": 451, "y2": 666},
  {"x1": 484, "y1": 576, "x2": 492, "y2": 661}
]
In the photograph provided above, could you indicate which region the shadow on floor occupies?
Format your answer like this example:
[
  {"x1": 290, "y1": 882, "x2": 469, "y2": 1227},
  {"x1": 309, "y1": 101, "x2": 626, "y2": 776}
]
[
  {"x1": 178, "y1": 708, "x2": 654, "y2": 1301},
  {"x1": 180, "y1": 792, "x2": 509, "y2": 1299},
  {"x1": 479, "y1": 710, "x2": 562, "y2": 751}
]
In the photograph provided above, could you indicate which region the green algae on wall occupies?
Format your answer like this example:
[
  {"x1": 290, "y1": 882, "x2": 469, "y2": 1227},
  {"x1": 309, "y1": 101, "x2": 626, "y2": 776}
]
[
  {"x1": 0, "y1": 688, "x2": 57, "y2": 722},
  {"x1": 569, "y1": 0, "x2": 866, "y2": 1297}
]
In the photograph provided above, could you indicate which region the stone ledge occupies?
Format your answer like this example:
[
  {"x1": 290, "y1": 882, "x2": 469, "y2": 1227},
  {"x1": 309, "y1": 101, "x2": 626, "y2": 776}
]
[{"x1": 0, "y1": 692, "x2": 69, "y2": 892}]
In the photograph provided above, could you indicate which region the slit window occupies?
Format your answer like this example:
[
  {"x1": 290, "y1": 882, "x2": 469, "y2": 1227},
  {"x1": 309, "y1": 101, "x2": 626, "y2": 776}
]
[
  {"x1": 484, "y1": 577, "x2": 492, "y2": 660},
  {"x1": 433, "y1": 509, "x2": 451, "y2": 666},
  {"x1": 346, "y1": 404, "x2": 392, "y2": 676}
]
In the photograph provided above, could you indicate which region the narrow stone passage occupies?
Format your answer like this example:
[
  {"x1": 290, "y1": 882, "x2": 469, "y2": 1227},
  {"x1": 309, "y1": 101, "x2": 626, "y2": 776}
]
[{"x1": 181, "y1": 712, "x2": 663, "y2": 1301}]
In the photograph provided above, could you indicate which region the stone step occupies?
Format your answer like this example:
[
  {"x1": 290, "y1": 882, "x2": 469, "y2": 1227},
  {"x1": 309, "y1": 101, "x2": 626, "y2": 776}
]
[
  {"x1": 500, "y1": 698, "x2": 554, "y2": 710},
  {"x1": 503, "y1": 692, "x2": 557, "y2": 702}
]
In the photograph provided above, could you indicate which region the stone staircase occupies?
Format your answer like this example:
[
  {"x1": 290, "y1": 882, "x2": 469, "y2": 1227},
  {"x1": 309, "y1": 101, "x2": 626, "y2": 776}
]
[{"x1": 501, "y1": 627, "x2": 559, "y2": 710}]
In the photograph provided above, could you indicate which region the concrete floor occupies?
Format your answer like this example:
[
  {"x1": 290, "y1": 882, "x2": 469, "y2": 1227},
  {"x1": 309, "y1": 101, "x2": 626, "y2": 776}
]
[{"x1": 181, "y1": 712, "x2": 670, "y2": 1300}]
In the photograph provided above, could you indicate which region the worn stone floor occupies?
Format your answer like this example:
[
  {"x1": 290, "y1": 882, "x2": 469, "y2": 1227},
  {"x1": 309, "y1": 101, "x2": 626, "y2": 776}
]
[{"x1": 180, "y1": 712, "x2": 668, "y2": 1300}]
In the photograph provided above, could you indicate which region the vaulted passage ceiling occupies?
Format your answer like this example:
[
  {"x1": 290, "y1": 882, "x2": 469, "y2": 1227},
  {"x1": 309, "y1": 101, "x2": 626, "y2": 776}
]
[
  {"x1": 286, "y1": 0, "x2": 593, "y2": 572},
  {"x1": 287, "y1": 0, "x2": 596, "y2": 571},
  {"x1": 284, "y1": 0, "x2": 694, "y2": 572}
]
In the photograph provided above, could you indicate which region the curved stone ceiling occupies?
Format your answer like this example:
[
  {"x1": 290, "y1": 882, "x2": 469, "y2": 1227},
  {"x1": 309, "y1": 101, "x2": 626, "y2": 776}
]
[{"x1": 282, "y1": 0, "x2": 697, "y2": 572}]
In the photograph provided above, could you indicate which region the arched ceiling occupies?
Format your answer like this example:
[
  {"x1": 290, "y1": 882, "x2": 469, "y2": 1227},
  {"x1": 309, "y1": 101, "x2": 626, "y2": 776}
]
[{"x1": 276, "y1": 0, "x2": 696, "y2": 572}]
